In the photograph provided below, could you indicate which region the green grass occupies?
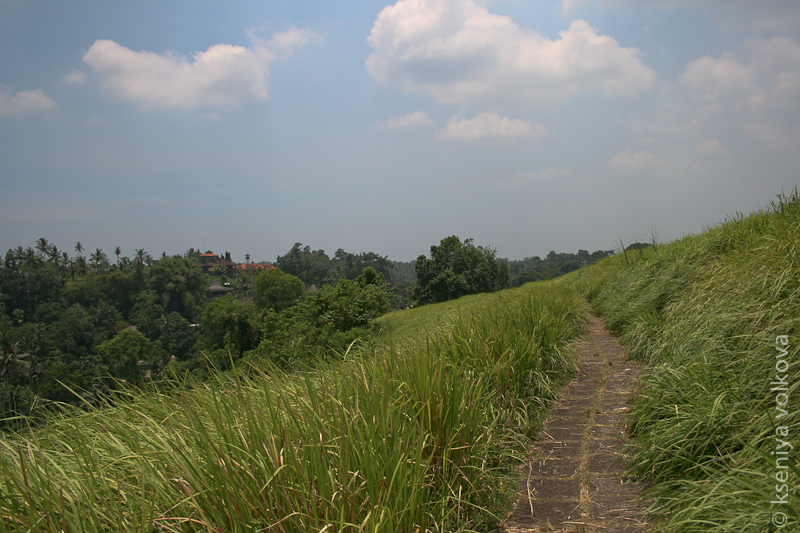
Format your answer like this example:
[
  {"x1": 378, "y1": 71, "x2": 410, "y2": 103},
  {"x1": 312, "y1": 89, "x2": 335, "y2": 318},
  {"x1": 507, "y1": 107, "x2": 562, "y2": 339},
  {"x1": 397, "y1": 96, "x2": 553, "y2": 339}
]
[
  {"x1": 374, "y1": 290, "x2": 511, "y2": 344},
  {"x1": 570, "y1": 189, "x2": 800, "y2": 532},
  {"x1": 0, "y1": 280, "x2": 588, "y2": 532}
]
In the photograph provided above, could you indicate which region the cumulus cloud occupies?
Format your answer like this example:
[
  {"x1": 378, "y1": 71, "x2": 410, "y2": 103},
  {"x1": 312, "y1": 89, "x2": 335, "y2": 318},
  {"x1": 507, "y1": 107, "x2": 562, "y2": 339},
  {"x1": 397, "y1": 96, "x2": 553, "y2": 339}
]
[
  {"x1": 0, "y1": 85, "x2": 57, "y2": 116},
  {"x1": 437, "y1": 112, "x2": 546, "y2": 141},
  {"x1": 83, "y1": 28, "x2": 320, "y2": 108},
  {"x1": 682, "y1": 36, "x2": 800, "y2": 113},
  {"x1": 83, "y1": 40, "x2": 269, "y2": 108},
  {"x1": 609, "y1": 146, "x2": 660, "y2": 173},
  {"x1": 366, "y1": 0, "x2": 655, "y2": 106},
  {"x1": 264, "y1": 27, "x2": 323, "y2": 56},
  {"x1": 382, "y1": 110, "x2": 435, "y2": 128}
]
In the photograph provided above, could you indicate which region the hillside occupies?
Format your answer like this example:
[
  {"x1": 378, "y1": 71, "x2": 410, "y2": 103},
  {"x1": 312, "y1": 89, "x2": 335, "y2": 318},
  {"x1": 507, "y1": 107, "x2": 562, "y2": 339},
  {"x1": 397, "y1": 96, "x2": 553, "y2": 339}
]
[
  {"x1": 0, "y1": 280, "x2": 589, "y2": 532},
  {"x1": 0, "y1": 191, "x2": 796, "y2": 531},
  {"x1": 568, "y1": 189, "x2": 799, "y2": 531}
]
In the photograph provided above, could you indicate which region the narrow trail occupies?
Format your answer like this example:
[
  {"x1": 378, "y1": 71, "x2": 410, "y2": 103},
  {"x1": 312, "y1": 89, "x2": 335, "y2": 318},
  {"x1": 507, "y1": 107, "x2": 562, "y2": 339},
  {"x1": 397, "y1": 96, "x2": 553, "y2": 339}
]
[{"x1": 504, "y1": 315, "x2": 650, "y2": 533}]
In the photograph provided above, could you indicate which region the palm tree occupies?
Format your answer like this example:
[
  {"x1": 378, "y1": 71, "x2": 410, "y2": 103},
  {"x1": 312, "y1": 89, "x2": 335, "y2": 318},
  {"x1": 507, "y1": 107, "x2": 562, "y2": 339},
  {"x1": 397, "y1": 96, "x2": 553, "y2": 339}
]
[
  {"x1": 35, "y1": 238, "x2": 50, "y2": 258},
  {"x1": 135, "y1": 248, "x2": 146, "y2": 267},
  {"x1": 47, "y1": 244, "x2": 60, "y2": 266},
  {"x1": 115, "y1": 246, "x2": 121, "y2": 265},
  {"x1": 21, "y1": 247, "x2": 37, "y2": 268},
  {"x1": 75, "y1": 242, "x2": 84, "y2": 256},
  {"x1": 90, "y1": 248, "x2": 108, "y2": 273}
]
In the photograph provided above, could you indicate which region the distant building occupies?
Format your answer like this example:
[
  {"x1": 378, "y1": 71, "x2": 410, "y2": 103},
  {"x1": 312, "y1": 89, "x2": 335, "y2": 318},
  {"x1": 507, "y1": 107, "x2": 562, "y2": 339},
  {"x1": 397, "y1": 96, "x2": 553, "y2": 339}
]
[
  {"x1": 199, "y1": 251, "x2": 220, "y2": 274},
  {"x1": 217, "y1": 259, "x2": 238, "y2": 277},
  {"x1": 238, "y1": 263, "x2": 277, "y2": 274}
]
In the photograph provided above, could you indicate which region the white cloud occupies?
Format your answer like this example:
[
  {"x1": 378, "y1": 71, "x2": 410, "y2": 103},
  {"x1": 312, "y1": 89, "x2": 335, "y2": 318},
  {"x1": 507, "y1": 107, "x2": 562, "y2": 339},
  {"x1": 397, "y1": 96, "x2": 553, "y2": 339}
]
[
  {"x1": 0, "y1": 85, "x2": 57, "y2": 116},
  {"x1": 437, "y1": 112, "x2": 546, "y2": 141},
  {"x1": 682, "y1": 37, "x2": 800, "y2": 113},
  {"x1": 696, "y1": 138, "x2": 726, "y2": 156},
  {"x1": 63, "y1": 70, "x2": 87, "y2": 85},
  {"x1": 382, "y1": 110, "x2": 435, "y2": 128},
  {"x1": 366, "y1": 0, "x2": 655, "y2": 106},
  {"x1": 560, "y1": 0, "x2": 585, "y2": 14},
  {"x1": 82, "y1": 29, "x2": 320, "y2": 109},
  {"x1": 609, "y1": 146, "x2": 660, "y2": 173},
  {"x1": 266, "y1": 27, "x2": 323, "y2": 56},
  {"x1": 83, "y1": 40, "x2": 270, "y2": 108}
]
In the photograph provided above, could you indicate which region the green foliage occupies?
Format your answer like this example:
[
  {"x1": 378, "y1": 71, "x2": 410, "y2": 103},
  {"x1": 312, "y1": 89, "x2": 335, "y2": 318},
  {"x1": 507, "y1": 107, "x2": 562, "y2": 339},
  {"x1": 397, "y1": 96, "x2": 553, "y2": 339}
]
[
  {"x1": 254, "y1": 268, "x2": 303, "y2": 311},
  {"x1": 388, "y1": 259, "x2": 417, "y2": 285},
  {"x1": 246, "y1": 267, "x2": 392, "y2": 367},
  {"x1": 307, "y1": 267, "x2": 391, "y2": 331},
  {"x1": 0, "y1": 245, "x2": 209, "y2": 420},
  {"x1": 507, "y1": 248, "x2": 614, "y2": 286},
  {"x1": 97, "y1": 328, "x2": 164, "y2": 385},
  {"x1": 275, "y1": 243, "x2": 393, "y2": 287},
  {"x1": 144, "y1": 256, "x2": 207, "y2": 318},
  {"x1": 0, "y1": 279, "x2": 588, "y2": 532},
  {"x1": 569, "y1": 188, "x2": 800, "y2": 531},
  {"x1": 201, "y1": 295, "x2": 258, "y2": 357},
  {"x1": 413, "y1": 235, "x2": 509, "y2": 305}
]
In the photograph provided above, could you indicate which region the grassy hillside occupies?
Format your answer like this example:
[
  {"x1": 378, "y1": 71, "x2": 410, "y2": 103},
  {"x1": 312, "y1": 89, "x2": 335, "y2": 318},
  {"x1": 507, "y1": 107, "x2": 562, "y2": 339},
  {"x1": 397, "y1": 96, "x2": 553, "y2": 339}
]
[
  {"x1": 570, "y1": 190, "x2": 800, "y2": 532},
  {"x1": 0, "y1": 281, "x2": 588, "y2": 532}
]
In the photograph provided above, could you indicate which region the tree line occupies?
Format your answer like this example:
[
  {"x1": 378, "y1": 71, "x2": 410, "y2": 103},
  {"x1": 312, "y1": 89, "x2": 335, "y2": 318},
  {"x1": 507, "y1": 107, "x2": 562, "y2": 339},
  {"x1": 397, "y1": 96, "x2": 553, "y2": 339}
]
[
  {"x1": 0, "y1": 236, "x2": 617, "y2": 426},
  {"x1": 506, "y1": 249, "x2": 616, "y2": 286},
  {"x1": 0, "y1": 240, "x2": 394, "y2": 426}
]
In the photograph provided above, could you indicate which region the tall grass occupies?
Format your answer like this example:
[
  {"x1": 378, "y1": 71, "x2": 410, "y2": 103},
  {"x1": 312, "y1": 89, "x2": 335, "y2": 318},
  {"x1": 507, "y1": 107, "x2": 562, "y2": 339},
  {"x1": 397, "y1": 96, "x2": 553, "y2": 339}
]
[
  {"x1": 571, "y1": 189, "x2": 800, "y2": 532},
  {"x1": 0, "y1": 281, "x2": 587, "y2": 532}
]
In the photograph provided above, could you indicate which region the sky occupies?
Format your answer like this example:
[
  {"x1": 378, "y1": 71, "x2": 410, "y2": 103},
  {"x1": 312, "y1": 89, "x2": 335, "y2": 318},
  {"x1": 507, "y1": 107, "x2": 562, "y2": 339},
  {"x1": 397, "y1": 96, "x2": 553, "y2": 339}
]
[{"x1": 1, "y1": 0, "x2": 799, "y2": 263}]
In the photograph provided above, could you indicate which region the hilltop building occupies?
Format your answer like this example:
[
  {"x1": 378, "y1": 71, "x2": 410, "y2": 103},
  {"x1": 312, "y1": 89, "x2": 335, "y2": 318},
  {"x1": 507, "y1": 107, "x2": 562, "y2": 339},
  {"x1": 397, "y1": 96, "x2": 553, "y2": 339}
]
[
  {"x1": 199, "y1": 250, "x2": 276, "y2": 277},
  {"x1": 238, "y1": 263, "x2": 276, "y2": 273}
]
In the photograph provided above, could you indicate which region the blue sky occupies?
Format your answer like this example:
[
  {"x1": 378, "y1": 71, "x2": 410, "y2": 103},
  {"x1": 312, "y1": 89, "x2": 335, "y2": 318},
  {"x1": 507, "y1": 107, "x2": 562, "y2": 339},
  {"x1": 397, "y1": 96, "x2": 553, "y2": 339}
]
[{"x1": 1, "y1": 0, "x2": 799, "y2": 263}]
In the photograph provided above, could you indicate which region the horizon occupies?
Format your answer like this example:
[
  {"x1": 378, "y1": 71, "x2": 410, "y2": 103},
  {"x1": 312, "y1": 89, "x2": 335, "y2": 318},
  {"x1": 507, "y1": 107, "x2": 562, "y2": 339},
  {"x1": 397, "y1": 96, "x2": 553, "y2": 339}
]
[{"x1": 2, "y1": 1, "x2": 799, "y2": 263}]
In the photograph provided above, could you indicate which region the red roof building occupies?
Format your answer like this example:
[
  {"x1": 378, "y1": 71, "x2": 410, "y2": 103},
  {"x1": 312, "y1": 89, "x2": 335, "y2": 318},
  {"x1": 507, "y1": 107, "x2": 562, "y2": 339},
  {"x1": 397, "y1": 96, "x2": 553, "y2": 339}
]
[{"x1": 238, "y1": 263, "x2": 277, "y2": 273}]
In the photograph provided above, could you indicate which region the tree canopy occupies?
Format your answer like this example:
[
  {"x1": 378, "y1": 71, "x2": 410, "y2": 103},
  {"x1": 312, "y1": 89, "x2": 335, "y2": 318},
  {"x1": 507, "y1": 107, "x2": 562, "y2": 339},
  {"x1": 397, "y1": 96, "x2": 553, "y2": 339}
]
[
  {"x1": 412, "y1": 236, "x2": 508, "y2": 305},
  {"x1": 275, "y1": 244, "x2": 392, "y2": 287},
  {"x1": 254, "y1": 269, "x2": 304, "y2": 311}
]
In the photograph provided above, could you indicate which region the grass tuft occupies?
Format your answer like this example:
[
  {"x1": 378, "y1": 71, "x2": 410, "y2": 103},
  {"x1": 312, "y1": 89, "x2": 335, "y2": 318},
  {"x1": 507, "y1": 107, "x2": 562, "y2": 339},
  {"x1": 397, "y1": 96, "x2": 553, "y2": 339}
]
[{"x1": 570, "y1": 187, "x2": 800, "y2": 532}]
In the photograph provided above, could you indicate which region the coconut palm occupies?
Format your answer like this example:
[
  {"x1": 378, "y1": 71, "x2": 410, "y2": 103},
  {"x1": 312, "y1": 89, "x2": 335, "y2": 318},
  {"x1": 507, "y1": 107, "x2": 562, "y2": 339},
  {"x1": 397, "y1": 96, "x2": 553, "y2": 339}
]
[
  {"x1": 90, "y1": 248, "x2": 109, "y2": 273},
  {"x1": 74, "y1": 242, "x2": 84, "y2": 256},
  {"x1": 21, "y1": 247, "x2": 37, "y2": 268},
  {"x1": 114, "y1": 246, "x2": 121, "y2": 265},
  {"x1": 35, "y1": 238, "x2": 50, "y2": 258},
  {"x1": 47, "y1": 244, "x2": 60, "y2": 266}
]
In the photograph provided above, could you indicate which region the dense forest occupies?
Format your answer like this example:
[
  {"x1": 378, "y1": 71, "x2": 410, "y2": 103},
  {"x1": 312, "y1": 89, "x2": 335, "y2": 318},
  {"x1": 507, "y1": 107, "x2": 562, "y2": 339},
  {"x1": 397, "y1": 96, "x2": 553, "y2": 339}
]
[
  {"x1": 0, "y1": 241, "x2": 395, "y2": 425},
  {"x1": 0, "y1": 237, "x2": 617, "y2": 425}
]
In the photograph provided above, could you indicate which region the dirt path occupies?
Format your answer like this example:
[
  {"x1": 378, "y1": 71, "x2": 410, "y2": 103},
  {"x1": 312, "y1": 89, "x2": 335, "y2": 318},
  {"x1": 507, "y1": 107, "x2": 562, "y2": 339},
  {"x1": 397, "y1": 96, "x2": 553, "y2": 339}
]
[{"x1": 504, "y1": 315, "x2": 650, "y2": 532}]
